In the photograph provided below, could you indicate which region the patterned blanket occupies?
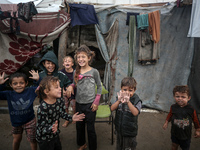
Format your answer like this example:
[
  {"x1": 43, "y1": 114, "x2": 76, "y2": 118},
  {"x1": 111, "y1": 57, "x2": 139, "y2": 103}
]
[{"x1": 0, "y1": 11, "x2": 70, "y2": 76}]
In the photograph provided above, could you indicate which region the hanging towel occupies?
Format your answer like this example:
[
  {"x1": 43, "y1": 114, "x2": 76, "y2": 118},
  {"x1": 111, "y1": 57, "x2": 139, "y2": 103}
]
[
  {"x1": 148, "y1": 10, "x2": 160, "y2": 43},
  {"x1": 137, "y1": 13, "x2": 149, "y2": 30},
  {"x1": 126, "y1": 12, "x2": 139, "y2": 26},
  {"x1": 69, "y1": 4, "x2": 99, "y2": 27}
]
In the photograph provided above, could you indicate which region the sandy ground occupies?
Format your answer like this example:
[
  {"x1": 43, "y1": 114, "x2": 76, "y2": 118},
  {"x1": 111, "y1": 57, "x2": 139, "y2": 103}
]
[{"x1": 0, "y1": 109, "x2": 200, "y2": 150}]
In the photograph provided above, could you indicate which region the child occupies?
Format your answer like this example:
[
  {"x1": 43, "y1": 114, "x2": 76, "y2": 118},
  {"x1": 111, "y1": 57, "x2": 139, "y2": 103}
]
[
  {"x1": 111, "y1": 77, "x2": 142, "y2": 150},
  {"x1": 0, "y1": 71, "x2": 39, "y2": 150},
  {"x1": 35, "y1": 76, "x2": 85, "y2": 150},
  {"x1": 37, "y1": 50, "x2": 71, "y2": 96},
  {"x1": 163, "y1": 85, "x2": 200, "y2": 150},
  {"x1": 60, "y1": 56, "x2": 76, "y2": 127},
  {"x1": 67, "y1": 45, "x2": 102, "y2": 150}
]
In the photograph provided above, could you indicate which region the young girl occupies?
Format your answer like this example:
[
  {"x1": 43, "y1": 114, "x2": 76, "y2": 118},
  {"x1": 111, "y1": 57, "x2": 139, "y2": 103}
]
[
  {"x1": 67, "y1": 45, "x2": 102, "y2": 150},
  {"x1": 35, "y1": 76, "x2": 85, "y2": 150}
]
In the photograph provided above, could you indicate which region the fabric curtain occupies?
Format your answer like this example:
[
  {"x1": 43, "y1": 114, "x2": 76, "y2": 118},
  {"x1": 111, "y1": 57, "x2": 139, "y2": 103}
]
[{"x1": 95, "y1": 19, "x2": 119, "y2": 103}]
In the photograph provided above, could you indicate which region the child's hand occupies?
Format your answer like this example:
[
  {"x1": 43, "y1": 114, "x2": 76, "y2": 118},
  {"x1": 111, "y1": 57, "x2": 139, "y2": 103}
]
[
  {"x1": 0, "y1": 72, "x2": 8, "y2": 85},
  {"x1": 91, "y1": 104, "x2": 98, "y2": 112},
  {"x1": 63, "y1": 88, "x2": 67, "y2": 97},
  {"x1": 117, "y1": 90, "x2": 123, "y2": 103},
  {"x1": 194, "y1": 129, "x2": 200, "y2": 138},
  {"x1": 163, "y1": 122, "x2": 168, "y2": 130},
  {"x1": 123, "y1": 92, "x2": 130, "y2": 103},
  {"x1": 29, "y1": 70, "x2": 39, "y2": 81},
  {"x1": 67, "y1": 86, "x2": 74, "y2": 98},
  {"x1": 72, "y1": 112, "x2": 85, "y2": 122},
  {"x1": 52, "y1": 120, "x2": 58, "y2": 134}
]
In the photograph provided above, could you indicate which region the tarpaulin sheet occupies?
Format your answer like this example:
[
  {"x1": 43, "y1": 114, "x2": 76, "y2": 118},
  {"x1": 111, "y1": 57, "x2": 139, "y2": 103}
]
[
  {"x1": 187, "y1": 0, "x2": 200, "y2": 37},
  {"x1": 96, "y1": 5, "x2": 195, "y2": 112},
  {"x1": 188, "y1": 38, "x2": 200, "y2": 113}
]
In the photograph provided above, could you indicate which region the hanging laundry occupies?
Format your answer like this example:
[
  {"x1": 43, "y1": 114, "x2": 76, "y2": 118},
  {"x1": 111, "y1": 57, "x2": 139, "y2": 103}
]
[
  {"x1": 17, "y1": 2, "x2": 38, "y2": 23},
  {"x1": 138, "y1": 29, "x2": 160, "y2": 65},
  {"x1": 69, "y1": 4, "x2": 99, "y2": 27},
  {"x1": 0, "y1": 4, "x2": 18, "y2": 17},
  {"x1": 0, "y1": 11, "x2": 11, "y2": 20},
  {"x1": 126, "y1": 12, "x2": 139, "y2": 26},
  {"x1": 0, "y1": 5, "x2": 20, "y2": 35},
  {"x1": 137, "y1": 13, "x2": 149, "y2": 30},
  {"x1": 148, "y1": 10, "x2": 160, "y2": 43}
]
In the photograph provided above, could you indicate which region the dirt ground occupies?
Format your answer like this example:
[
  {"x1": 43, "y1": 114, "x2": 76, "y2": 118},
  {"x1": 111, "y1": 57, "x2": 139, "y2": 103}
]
[{"x1": 0, "y1": 109, "x2": 200, "y2": 150}]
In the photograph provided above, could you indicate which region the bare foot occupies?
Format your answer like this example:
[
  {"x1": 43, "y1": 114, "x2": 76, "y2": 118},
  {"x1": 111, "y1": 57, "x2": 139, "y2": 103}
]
[
  {"x1": 78, "y1": 143, "x2": 87, "y2": 150},
  {"x1": 62, "y1": 121, "x2": 69, "y2": 127}
]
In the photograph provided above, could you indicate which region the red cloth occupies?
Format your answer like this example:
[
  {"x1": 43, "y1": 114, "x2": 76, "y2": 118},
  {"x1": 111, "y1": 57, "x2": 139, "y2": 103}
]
[{"x1": 0, "y1": 4, "x2": 18, "y2": 17}]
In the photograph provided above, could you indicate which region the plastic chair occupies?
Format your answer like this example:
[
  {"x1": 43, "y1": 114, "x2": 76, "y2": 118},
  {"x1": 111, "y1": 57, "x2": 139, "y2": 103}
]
[{"x1": 96, "y1": 103, "x2": 114, "y2": 145}]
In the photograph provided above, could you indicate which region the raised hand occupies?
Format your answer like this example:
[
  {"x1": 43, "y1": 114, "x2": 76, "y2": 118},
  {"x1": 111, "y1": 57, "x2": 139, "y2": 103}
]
[
  {"x1": 52, "y1": 120, "x2": 58, "y2": 134},
  {"x1": 29, "y1": 70, "x2": 39, "y2": 81},
  {"x1": 0, "y1": 72, "x2": 9, "y2": 84},
  {"x1": 72, "y1": 112, "x2": 85, "y2": 122},
  {"x1": 117, "y1": 90, "x2": 123, "y2": 103},
  {"x1": 123, "y1": 92, "x2": 130, "y2": 103}
]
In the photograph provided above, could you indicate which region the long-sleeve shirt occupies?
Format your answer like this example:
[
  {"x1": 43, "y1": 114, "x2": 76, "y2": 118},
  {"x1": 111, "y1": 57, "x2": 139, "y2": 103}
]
[
  {"x1": 165, "y1": 103, "x2": 200, "y2": 140},
  {"x1": 36, "y1": 98, "x2": 72, "y2": 142},
  {"x1": 73, "y1": 68, "x2": 102, "y2": 104},
  {"x1": 0, "y1": 85, "x2": 37, "y2": 127}
]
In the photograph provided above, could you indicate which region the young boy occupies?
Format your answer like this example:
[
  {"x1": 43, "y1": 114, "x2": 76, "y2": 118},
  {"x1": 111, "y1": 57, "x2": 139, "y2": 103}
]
[
  {"x1": 37, "y1": 50, "x2": 72, "y2": 98},
  {"x1": 60, "y1": 56, "x2": 76, "y2": 127},
  {"x1": 163, "y1": 85, "x2": 200, "y2": 150},
  {"x1": 0, "y1": 71, "x2": 39, "y2": 150},
  {"x1": 111, "y1": 77, "x2": 142, "y2": 150}
]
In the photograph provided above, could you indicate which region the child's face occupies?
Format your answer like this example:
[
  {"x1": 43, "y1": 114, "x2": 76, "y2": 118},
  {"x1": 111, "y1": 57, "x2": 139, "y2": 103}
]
[
  {"x1": 77, "y1": 52, "x2": 91, "y2": 68},
  {"x1": 174, "y1": 92, "x2": 191, "y2": 107},
  {"x1": 43, "y1": 60, "x2": 55, "y2": 75},
  {"x1": 10, "y1": 77, "x2": 27, "y2": 93},
  {"x1": 47, "y1": 81, "x2": 62, "y2": 99},
  {"x1": 63, "y1": 57, "x2": 74, "y2": 70},
  {"x1": 121, "y1": 86, "x2": 135, "y2": 97}
]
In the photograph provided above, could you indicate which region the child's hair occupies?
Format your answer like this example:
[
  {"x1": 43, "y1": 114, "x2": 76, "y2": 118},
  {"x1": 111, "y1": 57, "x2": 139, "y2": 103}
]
[
  {"x1": 9, "y1": 72, "x2": 28, "y2": 84},
  {"x1": 63, "y1": 56, "x2": 74, "y2": 64},
  {"x1": 74, "y1": 45, "x2": 95, "y2": 84},
  {"x1": 36, "y1": 76, "x2": 59, "y2": 99},
  {"x1": 173, "y1": 85, "x2": 190, "y2": 97},
  {"x1": 121, "y1": 77, "x2": 137, "y2": 90}
]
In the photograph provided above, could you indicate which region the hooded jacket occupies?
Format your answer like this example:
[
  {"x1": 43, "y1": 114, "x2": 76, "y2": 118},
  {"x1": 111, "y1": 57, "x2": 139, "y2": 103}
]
[{"x1": 38, "y1": 51, "x2": 71, "y2": 89}]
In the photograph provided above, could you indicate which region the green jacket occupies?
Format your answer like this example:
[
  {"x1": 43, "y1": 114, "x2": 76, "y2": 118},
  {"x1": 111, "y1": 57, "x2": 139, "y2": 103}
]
[{"x1": 38, "y1": 51, "x2": 71, "y2": 89}]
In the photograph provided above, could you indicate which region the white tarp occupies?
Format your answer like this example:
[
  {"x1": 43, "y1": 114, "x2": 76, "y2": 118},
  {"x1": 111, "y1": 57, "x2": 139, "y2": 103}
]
[
  {"x1": 187, "y1": 0, "x2": 200, "y2": 37},
  {"x1": 0, "y1": 0, "x2": 12, "y2": 4},
  {"x1": 73, "y1": 0, "x2": 176, "y2": 5}
]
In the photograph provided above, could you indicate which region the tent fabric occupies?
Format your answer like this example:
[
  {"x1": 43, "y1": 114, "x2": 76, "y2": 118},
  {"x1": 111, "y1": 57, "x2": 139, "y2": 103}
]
[
  {"x1": 188, "y1": 38, "x2": 200, "y2": 113},
  {"x1": 95, "y1": 5, "x2": 194, "y2": 112},
  {"x1": 0, "y1": 11, "x2": 70, "y2": 76},
  {"x1": 187, "y1": 0, "x2": 200, "y2": 37},
  {"x1": 95, "y1": 19, "x2": 119, "y2": 102}
]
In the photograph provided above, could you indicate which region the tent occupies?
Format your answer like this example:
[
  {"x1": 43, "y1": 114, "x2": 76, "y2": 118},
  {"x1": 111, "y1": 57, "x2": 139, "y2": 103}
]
[
  {"x1": 1, "y1": 0, "x2": 199, "y2": 113},
  {"x1": 64, "y1": 2, "x2": 200, "y2": 113}
]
